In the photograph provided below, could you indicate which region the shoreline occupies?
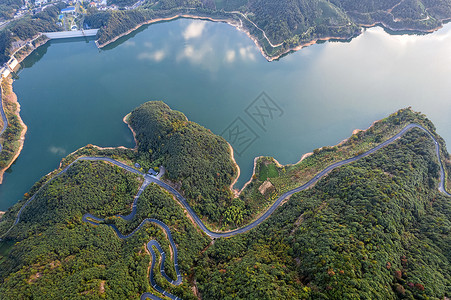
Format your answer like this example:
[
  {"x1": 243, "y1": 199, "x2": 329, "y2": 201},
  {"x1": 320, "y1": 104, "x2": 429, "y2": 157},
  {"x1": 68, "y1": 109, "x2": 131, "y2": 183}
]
[
  {"x1": 97, "y1": 13, "x2": 243, "y2": 46},
  {"x1": 53, "y1": 114, "x2": 387, "y2": 204},
  {"x1": 14, "y1": 35, "x2": 50, "y2": 64},
  {"x1": 0, "y1": 13, "x2": 448, "y2": 180},
  {"x1": 0, "y1": 77, "x2": 28, "y2": 184},
  {"x1": 123, "y1": 109, "x2": 242, "y2": 198},
  {"x1": 358, "y1": 17, "x2": 451, "y2": 34},
  {"x1": 236, "y1": 119, "x2": 383, "y2": 196},
  {"x1": 95, "y1": 11, "x2": 450, "y2": 62},
  {"x1": 0, "y1": 12, "x2": 449, "y2": 186},
  {"x1": 57, "y1": 113, "x2": 136, "y2": 170},
  {"x1": 122, "y1": 113, "x2": 138, "y2": 150},
  {"x1": 237, "y1": 151, "x2": 314, "y2": 196},
  {"x1": 227, "y1": 143, "x2": 240, "y2": 197},
  {"x1": 57, "y1": 144, "x2": 131, "y2": 169},
  {"x1": 96, "y1": 12, "x2": 349, "y2": 62},
  {"x1": 338, "y1": 119, "x2": 380, "y2": 146},
  {"x1": 237, "y1": 156, "x2": 260, "y2": 195},
  {"x1": 0, "y1": 34, "x2": 48, "y2": 184}
]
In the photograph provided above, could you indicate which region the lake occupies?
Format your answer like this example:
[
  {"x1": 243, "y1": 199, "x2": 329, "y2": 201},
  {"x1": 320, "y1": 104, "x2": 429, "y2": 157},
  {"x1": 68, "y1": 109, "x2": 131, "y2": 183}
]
[{"x1": 1, "y1": 18, "x2": 450, "y2": 210}]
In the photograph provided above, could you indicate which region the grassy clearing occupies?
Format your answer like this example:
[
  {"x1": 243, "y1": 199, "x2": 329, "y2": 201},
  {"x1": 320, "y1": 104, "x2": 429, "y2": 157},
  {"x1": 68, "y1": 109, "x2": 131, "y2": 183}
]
[{"x1": 258, "y1": 160, "x2": 279, "y2": 181}]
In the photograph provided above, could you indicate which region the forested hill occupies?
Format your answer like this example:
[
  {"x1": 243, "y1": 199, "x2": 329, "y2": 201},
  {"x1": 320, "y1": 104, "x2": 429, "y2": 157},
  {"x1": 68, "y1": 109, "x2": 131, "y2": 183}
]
[
  {"x1": 127, "y1": 101, "x2": 237, "y2": 223},
  {"x1": 243, "y1": 0, "x2": 451, "y2": 43},
  {"x1": 0, "y1": 0, "x2": 23, "y2": 21},
  {"x1": 0, "y1": 106, "x2": 450, "y2": 299},
  {"x1": 2, "y1": 0, "x2": 451, "y2": 63},
  {"x1": 86, "y1": 0, "x2": 451, "y2": 59},
  {"x1": 197, "y1": 121, "x2": 451, "y2": 299}
]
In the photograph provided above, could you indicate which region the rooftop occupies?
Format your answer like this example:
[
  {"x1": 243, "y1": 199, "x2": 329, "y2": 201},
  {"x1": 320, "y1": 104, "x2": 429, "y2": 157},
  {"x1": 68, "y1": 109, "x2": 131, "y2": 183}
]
[{"x1": 61, "y1": 7, "x2": 75, "y2": 12}]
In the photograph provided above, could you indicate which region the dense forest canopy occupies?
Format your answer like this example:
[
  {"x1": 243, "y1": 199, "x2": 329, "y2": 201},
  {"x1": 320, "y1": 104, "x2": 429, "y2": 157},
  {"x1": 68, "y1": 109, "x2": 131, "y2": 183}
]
[
  {"x1": 0, "y1": 104, "x2": 450, "y2": 299},
  {"x1": 2, "y1": 0, "x2": 451, "y2": 63},
  {"x1": 0, "y1": 3, "x2": 64, "y2": 64},
  {"x1": 90, "y1": 0, "x2": 451, "y2": 58},
  {"x1": 128, "y1": 101, "x2": 237, "y2": 223},
  {"x1": 0, "y1": 0, "x2": 449, "y2": 297},
  {"x1": 197, "y1": 127, "x2": 451, "y2": 299},
  {"x1": 0, "y1": 0, "x2": 23, "y2": 21},
  {"x1": 0, "y1": 161, "x2": 209, "y2": 299}
]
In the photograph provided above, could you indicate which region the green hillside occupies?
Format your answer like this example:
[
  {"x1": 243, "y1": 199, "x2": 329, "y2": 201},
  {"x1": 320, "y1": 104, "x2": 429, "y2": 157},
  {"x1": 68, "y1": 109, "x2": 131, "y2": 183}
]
[
  {"x1": 127, "y1": 101, "x2": 237, "y2": 223},
  {"x1": 0, "y1": 104, "x2": 450, "y2": 299},
  {"x1": 87, "y1": 0, "x2": 451, "y2": 59},
  {"x1": 2, "y1": 0, "x2": 451, "y2": 63},
  {"x1": 197, "y1": 126, "x2": 451, "y2": 299}
]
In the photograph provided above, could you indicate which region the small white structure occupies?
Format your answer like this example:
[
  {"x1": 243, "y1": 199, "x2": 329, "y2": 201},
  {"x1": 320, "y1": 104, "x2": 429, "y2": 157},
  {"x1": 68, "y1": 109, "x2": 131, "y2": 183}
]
[
  {"x1": 7, "y1": 57, "x2": 19, "y2": 72},
  {"x1": 35, "y1": 0, "x2": 48, "y2": 5},
  {"x1": 0, "y1": 67, "x2": 11, "y2": 79}
]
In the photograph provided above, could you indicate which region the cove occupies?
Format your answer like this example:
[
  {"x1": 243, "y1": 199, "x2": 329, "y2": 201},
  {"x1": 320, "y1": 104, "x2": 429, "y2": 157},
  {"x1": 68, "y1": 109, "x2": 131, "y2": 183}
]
[{"x1": 0, "y1": 18, "x2": 451, "y2": 210}]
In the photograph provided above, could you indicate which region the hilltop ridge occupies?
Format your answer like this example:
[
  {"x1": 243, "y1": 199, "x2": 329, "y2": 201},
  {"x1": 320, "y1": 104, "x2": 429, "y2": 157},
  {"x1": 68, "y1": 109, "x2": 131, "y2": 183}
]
[{"x1": 85, "y1": 0, "x2": 451, "y2": 60}]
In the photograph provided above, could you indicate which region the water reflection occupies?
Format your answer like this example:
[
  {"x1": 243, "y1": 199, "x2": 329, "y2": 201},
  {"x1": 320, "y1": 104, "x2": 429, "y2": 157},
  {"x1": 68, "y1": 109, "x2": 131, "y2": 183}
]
[
  {"x1": 183, "y1": 21, "x2": 206, "y2": 40},
  {"x1": 19, "y1": 42, "x2": 50, "y2": 70},
  {"x1": 1, "y1": 19, "x2": 451, "y2": 210},
  {"x1": 101, "y1": 23, "x2": 152, "y2": 51},
  {"x1": 307, "y1": 26, "x2": 451, "y2": 144}
]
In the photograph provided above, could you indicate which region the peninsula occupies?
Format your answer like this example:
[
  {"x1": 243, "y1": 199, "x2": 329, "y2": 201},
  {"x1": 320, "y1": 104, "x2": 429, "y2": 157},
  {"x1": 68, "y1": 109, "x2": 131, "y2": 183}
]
[
  {"x1": 0, "y1": 0, "x2": 451, "y2": 181},
  {"x1": 0, "y1": 77, "x2": 26, "y2": 184},
  {"x1": 0, "y1": 103, "x2": 450, "y2": 299}
]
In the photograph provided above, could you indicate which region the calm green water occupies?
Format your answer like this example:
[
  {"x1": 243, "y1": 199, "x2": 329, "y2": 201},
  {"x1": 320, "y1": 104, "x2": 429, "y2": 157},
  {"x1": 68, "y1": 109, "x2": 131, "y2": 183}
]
[{"x1": 1, "y1": 19, "x2": 451, "y2": 210}]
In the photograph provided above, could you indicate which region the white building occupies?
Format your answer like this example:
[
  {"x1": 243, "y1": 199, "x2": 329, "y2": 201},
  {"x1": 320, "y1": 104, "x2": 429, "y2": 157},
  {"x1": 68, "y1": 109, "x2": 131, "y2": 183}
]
[
  {"x1": 7, "y1": 57, "x2": 19, "y2": 72},
  {"x1": 0, "y1": 67, "x2": 11, "y2": 79}
]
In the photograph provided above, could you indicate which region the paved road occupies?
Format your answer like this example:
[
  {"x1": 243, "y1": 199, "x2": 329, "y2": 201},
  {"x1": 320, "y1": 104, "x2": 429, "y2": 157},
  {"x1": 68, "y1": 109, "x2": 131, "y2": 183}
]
[
  {"x1": 0, "y1": 156, "x2": 146, "y2": 237},
  {"x1": 150, "y1": 123, "x2": 451, "y2": 238},
  {"x1": 1, "y1": 123, "x2": 450, "y2": 299},
  {"x1": 83, "y1": 213, "x2": 182, "y2": 300},
  {"x1": 82, "y1": 172, "x2": 183, "y2": 300}
]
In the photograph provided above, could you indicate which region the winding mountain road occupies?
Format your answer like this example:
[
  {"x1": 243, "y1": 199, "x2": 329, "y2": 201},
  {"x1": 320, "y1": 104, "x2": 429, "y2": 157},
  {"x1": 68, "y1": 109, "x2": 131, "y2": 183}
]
[
  {"x1": 1, "y1": 123, "x2": 450, "y2": 300},
  {"x1": 148, "y1": 123, "x2": 451, "y2": 239},
  {"x1": 83, "y1": 212, "x2": 183, "y2": 300}
]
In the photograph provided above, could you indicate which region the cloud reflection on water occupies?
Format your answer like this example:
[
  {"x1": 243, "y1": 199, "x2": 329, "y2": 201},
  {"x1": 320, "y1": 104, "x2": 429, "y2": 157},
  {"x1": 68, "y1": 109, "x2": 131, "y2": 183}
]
[
  {"x1": 183, "y1": 22, "x2": 206, "y2": 40},
  {"x1": 138, "y1": 50, "x2": 166, "y2": 62},
  {"x1": 49, "y1": 146, "x2": 66, "y2": 156}
]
